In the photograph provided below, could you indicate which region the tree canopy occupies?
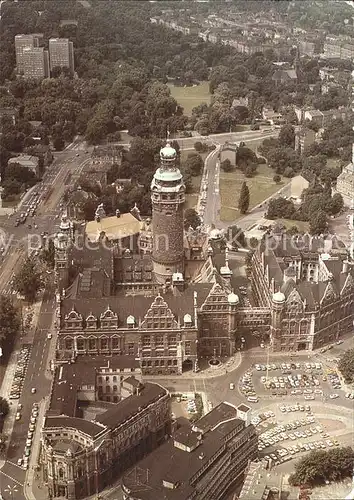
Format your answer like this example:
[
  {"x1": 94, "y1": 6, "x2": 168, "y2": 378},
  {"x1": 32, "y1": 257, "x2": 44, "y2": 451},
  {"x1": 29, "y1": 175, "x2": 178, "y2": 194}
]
[
  {"x1": 13, "y1": 258, "x2": 43, "y2": 303},
  {"x1": 238, "y1": 182, "x2": 250, "y2": 215},
  {"x1": 0, "y1": 295, "x2": 20, "y2": 357},
  {"x1": 289, "y1": 447, "x2": 354, "y2": 487},
  {"x1": 184, "y1": 209, "x2": 201, "y2": 230},
  {"x1": 338, "y1": 348, "x2": 354, "y2": 384}
]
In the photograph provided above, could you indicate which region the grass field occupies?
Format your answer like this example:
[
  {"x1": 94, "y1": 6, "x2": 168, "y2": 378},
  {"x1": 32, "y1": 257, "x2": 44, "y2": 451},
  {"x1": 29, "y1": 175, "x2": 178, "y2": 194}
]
[
  {"x1": 219, "y1": 164, "x2": 282, "y2": 223},
  {"x1": 269, "y1": 218, "x2": 310, "y2": 233},
  {"x1": 168, "y1": 81, "x2": 211, "y2": 116}
]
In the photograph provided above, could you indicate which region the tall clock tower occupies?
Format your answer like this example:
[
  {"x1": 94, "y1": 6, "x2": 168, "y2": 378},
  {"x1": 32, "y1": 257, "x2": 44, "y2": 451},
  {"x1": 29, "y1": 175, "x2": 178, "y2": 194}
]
[{"x1": 151, "y1": 141, "x2": 185, "y2": 284}]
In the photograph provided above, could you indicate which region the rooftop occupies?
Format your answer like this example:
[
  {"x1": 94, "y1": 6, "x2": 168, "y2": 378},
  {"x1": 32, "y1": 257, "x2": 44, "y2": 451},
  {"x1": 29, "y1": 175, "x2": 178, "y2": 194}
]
[
  {"x1": 122, "y1": 403, "x2": 247, "y2": 500},
  {"x1": 85, "y1": 213, "x2": 142, "y2": 242}
]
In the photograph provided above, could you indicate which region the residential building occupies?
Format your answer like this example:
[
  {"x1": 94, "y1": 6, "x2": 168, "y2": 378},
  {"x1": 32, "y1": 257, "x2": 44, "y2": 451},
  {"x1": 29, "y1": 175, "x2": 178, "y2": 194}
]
[
  {"x1": 14, "y1": 34, "x2": 39, "y2": 74},
  {"x1": 262, "y1": 108, "x2": 283, "y2": 125},
  {"x1": 25, "y1": 144, "x2": 53, "y2": 168},
  {"x1": 336, "y1": 143, "x2": 354, "y2": 207},
  {"x1": 7, "y1": 154, "x2": 39, "y2": 176},
  {"x1": 22, "y1": 47, "x2": 50, "y2": 80},
  {"x1": 297, "y1": 107, "x2": 351, "y2": 128},
  {"x1": 295, "y1": 127, "x2": 316, "y2": 154},
  {"x1": 323, "y1": 36, "x2": 354, "y2": 60},
  {"x1": 122, "y1": 402, "x2": 258, "y2": 500},
  {"x1": 41, "y1": 357, "x2": 170, "y2": 499},
  {"x1": 271, "y1": 68, "x2": 297, "y2": 85},
  {"x1": 49, "y1": 38, "x2": 74, "y2": 74}
]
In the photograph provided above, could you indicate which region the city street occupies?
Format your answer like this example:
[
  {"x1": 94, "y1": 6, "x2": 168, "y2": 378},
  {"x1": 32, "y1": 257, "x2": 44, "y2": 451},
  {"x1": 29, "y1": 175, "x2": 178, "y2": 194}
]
[
  {"x1": 0, "y1": 285, "x2": 56, "y2": 500},
  {"x1": 195, "y1": 129, "x2": 279, "y2": 228},
  {"x1": 0, "y1": 138, "x2": 88, "y2": 500}
]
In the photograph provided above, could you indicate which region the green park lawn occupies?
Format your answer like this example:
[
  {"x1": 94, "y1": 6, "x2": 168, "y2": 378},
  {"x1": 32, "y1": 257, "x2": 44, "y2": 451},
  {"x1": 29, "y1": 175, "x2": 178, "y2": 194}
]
[
  {"x1": 168, "y1": 81, "x2": 211, "y2": 116},
  {"x1": 219, "y1": 164, "x2": 283, "y2": 223},
  {"x1": 266, "y1": 218, "x2": 310, "y2": 233}
]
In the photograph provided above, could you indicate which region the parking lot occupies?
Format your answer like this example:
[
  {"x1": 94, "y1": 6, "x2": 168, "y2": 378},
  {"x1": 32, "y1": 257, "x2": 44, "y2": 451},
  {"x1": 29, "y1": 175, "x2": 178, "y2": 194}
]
[
  {"x1": 238, "y1": 358, "x2": 352, "y2": 404},
  {"x1": 251, "y1": 403, "x2": 351, "y2": 469},
  {"x1": 9, "y1": 344, "x2": 31, "y2": 400}
]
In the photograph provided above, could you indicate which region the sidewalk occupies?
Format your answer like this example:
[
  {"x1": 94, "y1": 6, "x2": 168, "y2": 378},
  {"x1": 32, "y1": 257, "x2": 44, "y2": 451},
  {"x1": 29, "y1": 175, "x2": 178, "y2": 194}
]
[{"x1": 0, "y1": 345, "x2": 20, "y2": 469}]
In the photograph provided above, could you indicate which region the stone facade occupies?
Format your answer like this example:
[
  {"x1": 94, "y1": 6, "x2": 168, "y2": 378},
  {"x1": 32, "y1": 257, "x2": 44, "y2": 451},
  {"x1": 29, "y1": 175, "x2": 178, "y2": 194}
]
[
  {"x1": 41, "y1": 365, "x2": 170, "y2": 500},
  {"x1": 251, "y1": 233, "x2": 354, "y2": 352}
]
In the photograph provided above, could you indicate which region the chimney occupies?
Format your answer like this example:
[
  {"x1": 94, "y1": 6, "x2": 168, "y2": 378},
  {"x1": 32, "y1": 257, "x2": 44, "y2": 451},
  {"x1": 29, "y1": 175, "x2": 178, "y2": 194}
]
[{"x1": 342, "y1": 260, "x2": 349, "y2": 273}]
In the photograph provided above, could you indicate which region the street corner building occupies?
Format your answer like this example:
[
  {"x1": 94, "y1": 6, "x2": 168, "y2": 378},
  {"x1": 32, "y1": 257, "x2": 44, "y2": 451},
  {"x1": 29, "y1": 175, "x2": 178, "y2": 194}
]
[
  {"x1": 52, "y1": 139, "x2": 354, "y2": 379},
  {"x1": 121, "y1": 402, "x2": 258, "y2": 500},
  {"x1": 41, "y1": 359, "x2": 171, "y2": 499}
]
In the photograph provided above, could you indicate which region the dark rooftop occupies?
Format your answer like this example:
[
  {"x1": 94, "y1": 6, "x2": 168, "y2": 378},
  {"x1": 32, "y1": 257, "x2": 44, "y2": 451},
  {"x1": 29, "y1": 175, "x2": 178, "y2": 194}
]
[
  {"x1": 122, "y1": 404, "x2": 247, "y2": 500},
  {"x1": 44, "y1": 416, "x2": 105, "y2": 438},
  {"x1": 95, "y1": 382, "x2": 167, "y2": 429},
  {"x1": 192, "y1": 402, "x2": 237, "y2": 434}
]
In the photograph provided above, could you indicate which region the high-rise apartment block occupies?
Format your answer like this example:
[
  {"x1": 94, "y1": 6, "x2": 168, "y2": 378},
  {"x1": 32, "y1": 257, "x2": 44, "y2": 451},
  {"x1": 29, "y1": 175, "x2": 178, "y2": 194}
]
[
  {"x1": 22, "y1": 47, "x2": 50, "y2": 80},
  {"x1": 49, "y1": 38, "x2": 74, "y2": 74},
  {"x1": 15, "y1": 34, "x2": 39, "y2": 74}
]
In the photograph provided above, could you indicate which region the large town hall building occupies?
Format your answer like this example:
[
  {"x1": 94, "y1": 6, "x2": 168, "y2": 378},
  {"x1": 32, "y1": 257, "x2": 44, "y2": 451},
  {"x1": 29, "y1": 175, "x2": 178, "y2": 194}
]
[{"x1": 53, "y1": 141, "x2": 354, "y2": 375}]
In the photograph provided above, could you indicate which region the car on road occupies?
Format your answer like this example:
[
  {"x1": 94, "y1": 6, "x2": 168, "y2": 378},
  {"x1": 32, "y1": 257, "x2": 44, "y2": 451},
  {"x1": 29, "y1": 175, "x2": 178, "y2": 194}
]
[
  {"x1": 229, "y1": 383, "x2": 235, "y2": 390},
  {"x1": 47, "y1": 333, "x2": 52, "y2": 339},
  {"x1": 15, "y1": 411, "x2": 21, "y2": 420},
  {"x1": 26, "y1": 438, "x2": 32, "y2": 447},
  {"x1": 329, "y1": 393, "x2": 339, "y2": 399},
  {"x1": 17, "y1": 458, "x2": 23, "y2": 466},
  {"x1": 31, "y1": 387, "x2": 36, "y2": 394}
]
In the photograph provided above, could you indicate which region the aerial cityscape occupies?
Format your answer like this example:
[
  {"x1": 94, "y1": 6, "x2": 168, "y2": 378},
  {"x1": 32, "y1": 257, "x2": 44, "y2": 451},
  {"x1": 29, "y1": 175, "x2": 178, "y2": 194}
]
[{"x1": 0, "y1": 1, "x2": 353, "y2": 499}]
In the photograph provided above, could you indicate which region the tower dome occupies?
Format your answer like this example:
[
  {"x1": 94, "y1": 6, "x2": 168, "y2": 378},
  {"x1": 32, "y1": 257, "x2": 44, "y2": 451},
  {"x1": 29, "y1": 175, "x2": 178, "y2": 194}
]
[
  {"x1": 228, "y1": 292, "x2": 239, "y2": 304},
  {"x1": 272, "y1": 291, "x2": 286, "y2": 303},
  {"x1": 160, "y1": 142, "x2": 177, "y2": 159}
]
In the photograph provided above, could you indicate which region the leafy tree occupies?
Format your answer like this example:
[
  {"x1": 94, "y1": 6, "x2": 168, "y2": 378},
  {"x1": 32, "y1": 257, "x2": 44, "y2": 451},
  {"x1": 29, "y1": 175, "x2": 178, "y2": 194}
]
[
  {"x1": 184, "y1": 153, "x2": 203, "y2": 177},
  {"x1": 0, "y1": 397, "x2": 9, "y2": 419},
  {"x1": 41, "y1": 239, "x2": 55, "y2": 269},
  {"x1": 0, "y1": 296, "x2": 20, "y2": 355},
  {"x1": 329, "y1": 193, "x2": 344, "y2": 215},
  {"x1": 221, "y1": 159, "x2": 233, "y2": 172},
  {"x1": 184, "y1": 209, "x2": 201, "y2": 230},
  {"x1": 284, "y1": 166, "x2": 295, "y2": 178},
  {"x1": 338, "y1": 348, "x2": 354, "y2": 383},
  {"x1": 266, "y1": 197, "x2": 295, "y2": 220},
  {"x1": 0, "y1": 433, "x2": 7, "y2": 456},
  {"x1": 53, "y1": 135, "x2": 65, "y2": 151},
  {"x1": 238, "y1": 182, "x2": 250, "y2": 215},
  {"x1": 309, "y1": 209, "x2": 327, "y2": 235},
  {"x1": 273, "y1": 174, "x2": 281, "y2": 184},
  {"x1": 289, "y1": 447, "x2": 354, "y2": 487},
  {"x1": 245, "y1": 164, "x2": 257, "y2": 178},
  {"x1": 13, "y1": 258, "x2": 43, "y2": 303}
]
